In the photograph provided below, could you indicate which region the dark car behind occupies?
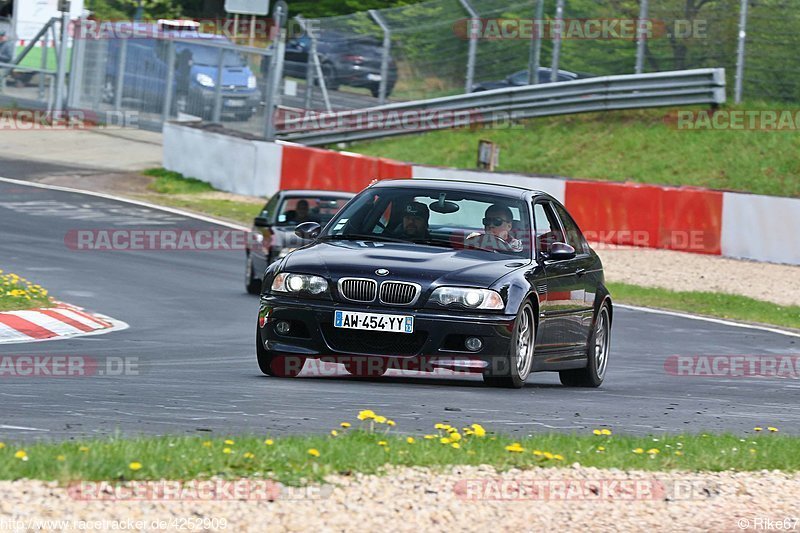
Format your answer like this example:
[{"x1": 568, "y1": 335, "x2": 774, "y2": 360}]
[
  {"x1": 274, "y1": 31, "x2": 398, "y2": 98},
  {"x1": 471, "y1": 67, "x2": 590, "y2": 92}
]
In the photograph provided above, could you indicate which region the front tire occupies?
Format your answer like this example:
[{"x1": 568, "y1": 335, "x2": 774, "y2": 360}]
[
  {"x1": 483, "y1": 302, "x2": 535, "y2": 388},
  {"x1": 256, "y1": 324, "x2": 305, "y2": 377},
  {"x1": 559, "y1": 302, "x2": 610, "y2": 387},
  {"x1": 245, "y1": 253, "x2": 261, "y2": 295}
]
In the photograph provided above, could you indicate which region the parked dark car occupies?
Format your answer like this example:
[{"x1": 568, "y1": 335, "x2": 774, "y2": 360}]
[
  {"x1": 273, "y1": 31, "x2": 398, "y2": 98},
  {"x1": 245, "y1": 190, "x2": 354, "y2": 294},
  {"x1": 104, "y1": 23, "x2": 260, "y2": 120},
  {"x1": 471, "y1": 67, "x2": 586, "y2": 92},
  {"x1": 256, "y1": 179, "x2": 613, "y2": 388}
]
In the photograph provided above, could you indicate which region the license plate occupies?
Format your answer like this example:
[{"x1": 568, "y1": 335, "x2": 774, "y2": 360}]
[
  {"x1": 334, "y1": 310, "x2": 413, "y2": 333},
  {"x1": 367, "y1": 73, "x2": 382, "y2": 81},
  {"x1": 225, "y1": 99, "x2": 245, "y2": 107}
]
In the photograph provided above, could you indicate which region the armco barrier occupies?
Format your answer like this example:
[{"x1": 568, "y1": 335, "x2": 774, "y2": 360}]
[{"x1": 162, "y1": 122, "x2": 798, "y2": 266}]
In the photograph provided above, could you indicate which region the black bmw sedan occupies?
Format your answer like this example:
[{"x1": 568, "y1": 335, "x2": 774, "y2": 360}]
[{"x1": 256, "y1": 179, "x2": 612, "y2": 388}]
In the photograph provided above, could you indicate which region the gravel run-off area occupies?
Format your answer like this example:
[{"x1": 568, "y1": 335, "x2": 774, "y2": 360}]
[{"x1": 2, "y1": 465, "x2": 799, "y2": 532}]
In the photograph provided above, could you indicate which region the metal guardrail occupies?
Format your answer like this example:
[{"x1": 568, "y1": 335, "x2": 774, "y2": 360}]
[{"x1": 277, "y1": 68, "x2": 726, "y2": 146}]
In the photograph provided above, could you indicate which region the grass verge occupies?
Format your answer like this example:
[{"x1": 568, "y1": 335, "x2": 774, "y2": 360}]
[
  {"x1": 0, "y1": 271, "x2": 53, "y2": 312},
  {"x1": 346, "y1": 104, "x2": 800, "y2": 198},
  {"x1": 607, "y1": 282, "x2": 800, "y2": 331},
  {"x1": 137, "y1": 168, "x2": 263, "y2": 225},
  {"x1": 0, "y1": 418, "x2": 793, "y2": 484}
]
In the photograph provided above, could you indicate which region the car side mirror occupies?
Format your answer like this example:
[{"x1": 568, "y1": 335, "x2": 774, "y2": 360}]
[
  {"x1": 546, "y1": 242, "x2": 576, "y2": 261},
  {"x1": 295, "y1": 221, "x2": 321, "y2": 240},
  {"x1": 254, "y1": 216, "x2": 270, "y2": 228}
]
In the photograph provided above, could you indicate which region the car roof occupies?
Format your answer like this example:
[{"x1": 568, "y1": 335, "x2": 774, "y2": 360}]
[
  {"x1": 279, "y1": 189, "x2": 354, "y2": 198},
  {"x1": 370, "y1": 178, "x2": 547, "y2": 199}
]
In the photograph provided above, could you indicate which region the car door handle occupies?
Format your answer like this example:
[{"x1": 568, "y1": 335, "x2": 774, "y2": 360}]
[{"x1": 575, "y1": 268, "x2": 586, "y2": 277}]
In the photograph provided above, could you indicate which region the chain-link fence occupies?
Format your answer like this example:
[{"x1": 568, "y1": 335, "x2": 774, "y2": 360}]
[{"x1": 1, "y1": 0, "x2": 797, "y2": 138}]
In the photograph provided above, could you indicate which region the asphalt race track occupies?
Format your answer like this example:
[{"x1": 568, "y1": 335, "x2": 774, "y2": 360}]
[{"x1": 1, "y1": 177, "x2": 799, "y2": 442}]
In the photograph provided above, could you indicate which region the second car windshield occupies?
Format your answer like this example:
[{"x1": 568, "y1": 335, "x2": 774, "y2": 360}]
[
  {"x1": 322, "y1": 187, "x2": 531, "y2": 257},
  {"x1": 275, "y1": 197, "x2": 349, "y2": 226}
]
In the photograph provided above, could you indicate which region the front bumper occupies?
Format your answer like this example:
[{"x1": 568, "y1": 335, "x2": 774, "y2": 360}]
[{"x1": 258, "y1": 296, "x2": 515, "y2": 368}]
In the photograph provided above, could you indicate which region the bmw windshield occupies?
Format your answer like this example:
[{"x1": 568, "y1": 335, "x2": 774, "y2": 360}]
[{"x1": 321, "y1": 187, "x2": 531, "y2": 257}]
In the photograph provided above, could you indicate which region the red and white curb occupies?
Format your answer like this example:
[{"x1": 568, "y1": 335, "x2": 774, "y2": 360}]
[{"x1": 0, "y1": 302, "x2": 128, "y2": 344}]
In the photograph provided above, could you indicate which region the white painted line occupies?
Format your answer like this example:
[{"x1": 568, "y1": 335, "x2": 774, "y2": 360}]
[
  {"x1": 0, "y1": 176, "x2": 249, "y2": 231},
  {"x1": 617, "y1": 304, "x2": 800, "y2": 339},
  {"x1": 0, "y1": 424, "x2": 49, "y2": 431}
]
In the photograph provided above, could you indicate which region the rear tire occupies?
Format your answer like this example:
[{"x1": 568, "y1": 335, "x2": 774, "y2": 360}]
[
  {"x1": 483, "y1": 302, "x2": 535, "y2": 388},
  {"x1": 559, "y1": 302, "x2": 610, "y2": 387},
  {"x1": 256, "y1": 324, "x2": 305, "y2": 377}
]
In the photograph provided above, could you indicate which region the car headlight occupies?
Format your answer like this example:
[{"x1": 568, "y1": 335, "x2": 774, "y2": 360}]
[
  {"x1": 196, "y1": 73, "x2": 215, "y2": 88},
  {"x1": 271, "y1": 272, "x2": 328, "y2": 296},
  {"x1": 429, "y1": 287, "x2": 504, "y2": 310},
  {"x1": 247, "y1": 75, "x2": 257, "y2": 89}
]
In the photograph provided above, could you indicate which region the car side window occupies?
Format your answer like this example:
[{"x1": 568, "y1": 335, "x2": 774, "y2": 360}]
[
  {"x1": 552, "y1": 203, "x2": 589, "y2": 254},
  {"x1": 533, "y1": 202, "x2": 566, "y2": 254},
  {"x1": 260, "y1": 195, "x2": 280, "y2": 222}
]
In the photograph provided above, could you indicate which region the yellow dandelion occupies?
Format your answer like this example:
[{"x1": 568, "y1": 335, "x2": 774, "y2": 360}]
[
  {"x1": 387, "y1": 420, "x2": 396, "y2": 427},
  {"x1": 754, "y1": 427, "x2": 763, "y2": 432},
  {"x1": 330, "y1": 430, "x2": 338, "y2": 437},
  {"x1": 646, "y1": 448, "x2": 660, "y2": 455},
  {"x1": 592, "y1": 429, "x2": 602, "y2": 436},
  {"x1": 14, "y1": 450, "x2": 27, "y2": 459},
  {"x1": 471, "y1": 424, "x2": 487, "y2": 437},
  {"x1": 264, "y1": 439, "x2": 274, "y2": 446},
  {"x1": 449, "y1": 432, "x2": 462, "y2": 442},
  {"x1": 675, "y1": 451, "x2": 684, "y2": 456},
  {"x1": 307, "y1": 448, "x2": 320, "y2": 457},
  {"x1": 56, "y1": 455, "x2": 66, "y2": 461},
  {"x1": 633, "y1": 448, "x2": 644, "y2": 454},
  {"x1": 374, "y1": 415, "x2": 388, "y2": 424},
  {"x1": 377, "y1": 441, "x2": 388, "y2": 447},
  {"x1": 201, "y1": 441, "x2": 212, "y2": 448},
  {"x1": 79, "y1": 446, "x2": 89, "y2": 453},
  {"x1": 340, "y1": 422, "x2": 351, "y2": 428},
  {"x1": 406, "y1": 437, "x2": 415, "y2": 444},
  {"x1": 440, "y1": 437, "x2": 451, "y2": 445},
  {"x1": 424, "y1": 435, "x2": 436, "y2": 440},
  {"x1": 553, "y1": 454, "x2": 564, "y2": 461},
  {"x1": 222, "y1": 448, "x2": 232, "y2": 454},
  {"x1": 600, "y1": 429, "x2": 612, "y2": 436},
  {"x1": 243, "y1": 452, "x2": 255, "y2": 459},
  {"x1": 357, "y1": 410, "x2": 376, "y2": 421},
  {"x1": 451, "y1": 442, "x2": 461, "y2": 449},
  {"x1": 0, "y1": 442, "x2": 5, "y2": 449},
  {"x1": 768, "y1": 427, "x2": 778, "y2": 432},
  {"x1": 532, "y1": 450, "x2": 543, "y2": 456},
  {"x1": 543, "y1": 452, "x2": 554, "y2": 460},
  {"x1": 224, "y1": 439, "x2": 235, "y2": 445},
  {"x1": 597, "y1": 446, "x2": 605, "y2": 452},
  {"x1": 129, "y1": 462, "x2": 142, "y2": 471},
  {"x1": 505, "y1": 443, "x2": 525, "y2": 453}
]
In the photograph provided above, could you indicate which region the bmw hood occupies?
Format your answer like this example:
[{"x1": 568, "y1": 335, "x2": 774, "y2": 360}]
[{"x1": 282, "y1": 241, "x2": 530, "y2": 289}]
